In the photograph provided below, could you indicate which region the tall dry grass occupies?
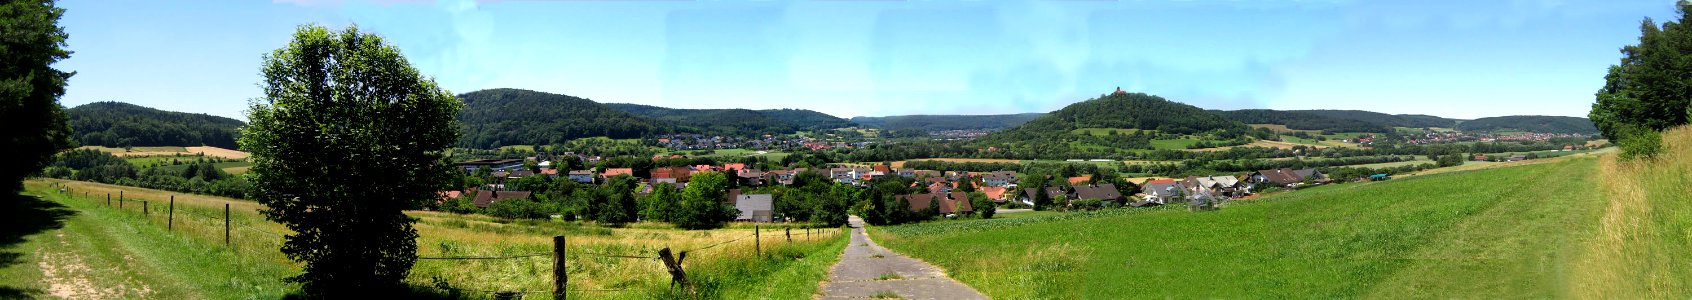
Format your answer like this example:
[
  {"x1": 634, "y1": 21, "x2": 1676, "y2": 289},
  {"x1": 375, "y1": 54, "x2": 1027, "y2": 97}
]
[
  {"x1": 33, "y1": 179, "x2": 847, "y2": 298},
  {"x1": 1572, "y1": 126, "x2": 1692, "y2": 298}
]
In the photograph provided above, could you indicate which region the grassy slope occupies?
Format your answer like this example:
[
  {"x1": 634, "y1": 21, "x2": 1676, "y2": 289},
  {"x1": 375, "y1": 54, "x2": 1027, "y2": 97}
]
[
  {"x1": 1, "y1": 184, "x2": 296, "y2": 299},
  {"x1": 5, "y1": 179, "x2": 850, "y2": 299},
  {"x1": 874, "y1": 157, "x2": 1607, "y2": 298},
  {"x1": 1570, "y1": 126, "x2": 1692, "y2": 297}
]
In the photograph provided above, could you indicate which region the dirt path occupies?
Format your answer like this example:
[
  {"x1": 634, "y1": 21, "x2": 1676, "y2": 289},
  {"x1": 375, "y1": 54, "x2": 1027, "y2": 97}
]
[{"x1": 819, "y1": 216, "x2": 986, "y2": 300}]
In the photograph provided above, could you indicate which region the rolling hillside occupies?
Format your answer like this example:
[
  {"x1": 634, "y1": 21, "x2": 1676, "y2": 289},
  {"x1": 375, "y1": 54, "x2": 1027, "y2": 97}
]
[
  {"x1": 973, "y1": 93, "x2": 1246, "y2": 146},
  {"x1": 457, "y1": 88, "x2": 671, "y2": 148},
  {"x1": 605, "y1": 104, "x2": 855, "y2": 136},
  {"x1": 1292, "y1": 110, "x2": 1460, "y2": 128},
  {"x1": 850, "y1": 113, "x2": 1045, "y2": 132},
  {"x1": 66, "y1": 102, "x2": 245, "y2": 149},
  {"x1": 756, "y1": 108, "x2": 857, "y2": 131},
  {"x1": 875, "y1": 156, "x2": 1611, "y2": 298},
  {"x1": 1456, "y1": 115, "x2": 1598, "y2": 134},
  {"x1": 1213, "y1": 109, "x2": 1392, "y2": 133}
]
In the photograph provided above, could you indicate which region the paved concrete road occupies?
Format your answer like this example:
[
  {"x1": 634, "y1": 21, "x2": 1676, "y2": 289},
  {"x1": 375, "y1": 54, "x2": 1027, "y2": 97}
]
[{"x1": 819, "y1": 216, "x2": 987, "y2": 300}]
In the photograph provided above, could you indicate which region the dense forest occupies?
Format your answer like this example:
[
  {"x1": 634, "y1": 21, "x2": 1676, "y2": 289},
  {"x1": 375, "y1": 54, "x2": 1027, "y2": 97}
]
[
  {"x1": 850, "y1": 113, "x2": 1045, "y2": 132},
  {"x1": 1291, "y1": 110, "x2": 1460, "y2": 128},
  {"x1": 1457, "y1": 115, "x2": 1599, "y2": 134},
  {"x1": 756, "y1": 108, "x2": 857, "y2": 131},
  {"x1": 457, "y1": 88, "x2": 672, "y2": 148},
  {"x1": 604, "y1": 104, "x2": 855, "y2": 136},
  {"x1": 66, "y1": 101, "x2": 244, "y2": 148},
  {"x1": 1214, "y1": 109, "x2": 1392, "y2": 133}
]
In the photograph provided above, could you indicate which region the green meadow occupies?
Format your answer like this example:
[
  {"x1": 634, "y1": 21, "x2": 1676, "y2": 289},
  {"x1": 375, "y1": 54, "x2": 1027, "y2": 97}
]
[{"x1": 872, "y1": 150, "x2": 1690, "y2": 298}]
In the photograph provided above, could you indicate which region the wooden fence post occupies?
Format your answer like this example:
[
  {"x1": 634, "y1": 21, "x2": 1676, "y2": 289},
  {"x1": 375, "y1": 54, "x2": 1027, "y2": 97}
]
[
  {"x1": 106, "y1": 193, "x2": 110, "y2": 206},
  {"x1": 553, "y1": 235, "x2": 566, "y2": 300},
  {"x1": 755, "y1": 224, "x2": 761, "y2": 258},
  {"x1": 786, "y1": 227, "x2": 791, "y2": 242},
  {"x1": 119, "y1": 191, "x2": 124, "y2": 209},
  {"x1": 168, "y1": 196, "x2": 175, "y2": 232},
  {"x1": 224, "y1": 203, "x2": 231, "y2": 247},
  {"x1": 143, "y1": 201, "x2": 149, "y2": 215},
  {"x1": 658, "y1": 248, "x2": 691, "y2": 294}
]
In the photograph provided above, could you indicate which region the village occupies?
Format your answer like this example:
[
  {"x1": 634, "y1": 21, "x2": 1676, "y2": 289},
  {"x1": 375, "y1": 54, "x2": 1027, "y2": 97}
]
[{"x1": 443, "y1": 154, "x2": 1347, "y2": 223}]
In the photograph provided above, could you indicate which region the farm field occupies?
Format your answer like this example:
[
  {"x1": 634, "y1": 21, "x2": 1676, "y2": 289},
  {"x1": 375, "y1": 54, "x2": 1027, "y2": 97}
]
[
  {"x1": 77, "y1": 146, "x2": 249, "y2": 159},
  {"x1": 870, "y1": 152, "x2": 1689, "y2": 298},
  {"x1": 4, "y1": 179, "x2": 849, "y2": 299}
]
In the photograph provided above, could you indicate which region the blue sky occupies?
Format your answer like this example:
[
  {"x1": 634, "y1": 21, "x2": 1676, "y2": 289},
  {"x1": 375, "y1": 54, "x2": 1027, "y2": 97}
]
[{"x1": 53, "y1": 0, "x2": 1681, "y2": 121}]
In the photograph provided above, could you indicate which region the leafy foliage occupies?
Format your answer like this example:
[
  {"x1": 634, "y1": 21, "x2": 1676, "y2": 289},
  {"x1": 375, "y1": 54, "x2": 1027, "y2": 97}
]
[
  {"x1": 66, "y1": 101, "x2": 244, "y2": 148},
  {"x1": 675, "y1": 171, "x2": 739, "y2": 230},
  {"x1": 1456, "y1": 116, "x2": 1598, "y2": 134},
  {"x1": 457, "y1": 88, "x2": 670, "y2": 148},
  {"x1": 1591, "y1": 2, "x2": 1692, "y2": 158},
  {"x1": 243, "y1": 24, "x2": 462, "y2": 296},
  {"x1": 850, "y1": 113, "x2": 1045, "y2": 132},
  {"x1": 0, "y1": 0, "x2": 75, "y2": 193}
]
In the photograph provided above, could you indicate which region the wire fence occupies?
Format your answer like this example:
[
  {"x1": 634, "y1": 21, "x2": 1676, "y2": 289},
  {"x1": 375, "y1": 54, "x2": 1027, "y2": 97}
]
[{"x1": 45, "y1": 182, "x2": 847, "y2": 299}]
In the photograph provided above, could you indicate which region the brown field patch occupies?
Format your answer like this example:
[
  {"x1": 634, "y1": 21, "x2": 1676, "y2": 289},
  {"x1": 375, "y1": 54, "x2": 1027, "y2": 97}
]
[{"x1": 185, "y1": 146, "x2": 249, "y2": 159}]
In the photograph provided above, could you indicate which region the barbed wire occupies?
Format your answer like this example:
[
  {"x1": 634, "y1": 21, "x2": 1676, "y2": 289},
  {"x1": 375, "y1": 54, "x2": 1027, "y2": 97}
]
[
  {"x1": 572, "y1": 251, "x2": 655, "y2": 259},
  {"x1": 417, "y1": 252, "x2": 551, "y2": 260},
  {"x1": 680, "y1": 232, "x2": 756, "y2": 253}
]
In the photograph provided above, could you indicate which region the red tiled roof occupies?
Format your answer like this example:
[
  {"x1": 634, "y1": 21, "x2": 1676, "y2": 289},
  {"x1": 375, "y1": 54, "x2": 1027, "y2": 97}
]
[{"x1": 603, "y1": 168, "x2": 634, "y2": 178}]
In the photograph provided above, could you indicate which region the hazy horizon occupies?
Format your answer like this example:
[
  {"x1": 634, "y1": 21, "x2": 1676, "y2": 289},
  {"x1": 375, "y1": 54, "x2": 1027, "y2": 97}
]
[{"x1": 53, "y1": 0, "x2": 1677, "y2": 120}]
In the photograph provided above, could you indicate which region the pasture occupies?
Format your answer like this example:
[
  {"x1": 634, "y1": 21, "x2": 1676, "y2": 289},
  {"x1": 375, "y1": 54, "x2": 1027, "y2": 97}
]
[
  {"x1": 6, "y1": 179, "x2": 849, "y2": 299},
  {"x1": 871, "y1": 156, "x2": 1662, "y2": 298}
]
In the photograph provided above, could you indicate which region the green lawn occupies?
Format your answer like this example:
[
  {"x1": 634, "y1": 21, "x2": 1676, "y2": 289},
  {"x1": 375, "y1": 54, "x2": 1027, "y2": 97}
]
[
  {"x1": 873, "y1": 157, "x2": 1612, "y2": 298},
  {"x1": 1, "y1": 185, "x2": 298, "y2": 299},
  {"x1": 147, "y1": 161, "x2": 252, "y2": 174},
  {"x1": 1149, "y1": 139, "x2": 1200, "y2": 150}
]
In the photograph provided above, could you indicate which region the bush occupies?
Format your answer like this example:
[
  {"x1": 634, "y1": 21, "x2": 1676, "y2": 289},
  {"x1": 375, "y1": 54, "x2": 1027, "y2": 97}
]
[
  {"x1": 1617, "y1": 125, "x2": 1663, "y2": 159},
  {"x1": 485, "y1": 198, "x2": 548, "y2": 220}
]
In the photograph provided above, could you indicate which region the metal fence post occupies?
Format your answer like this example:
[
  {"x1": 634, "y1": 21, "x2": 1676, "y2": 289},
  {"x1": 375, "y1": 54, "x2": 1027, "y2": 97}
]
[
  {"x1": 755, "y1": 224, "x2": 761, "y2": 258},
  {"x1": 168, "y1": 196, "x2": 175, "y2": 231}
]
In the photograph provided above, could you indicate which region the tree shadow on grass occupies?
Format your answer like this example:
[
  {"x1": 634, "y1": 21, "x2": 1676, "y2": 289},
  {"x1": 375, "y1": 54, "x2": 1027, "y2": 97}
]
[{"x1": 0, "y1": 192, "x2": 77, "y2": 299}]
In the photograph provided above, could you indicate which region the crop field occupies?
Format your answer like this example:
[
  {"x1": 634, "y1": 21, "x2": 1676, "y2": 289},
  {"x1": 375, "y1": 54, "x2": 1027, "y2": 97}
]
[
  {"x1": 7, "y1": 179, "x2": 848, "y2": 299},
  {"x1": 869, "y1": 155, "x2": 1677, "y2": 298}
]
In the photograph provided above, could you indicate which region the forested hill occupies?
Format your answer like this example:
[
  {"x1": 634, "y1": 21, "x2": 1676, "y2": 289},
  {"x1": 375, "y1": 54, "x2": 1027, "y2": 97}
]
[
  {"x1": 1456, "y1": 116, "x2": 1599, "y2": 134},
  {"x1": 850, "y1": 113, "x2": 1045, "y2": 132},
  {"x1": 604, "y1": 103, "x2": 853, "y2": 136},
  {"x1": 67, "y1": 101, "x2": 244, "y2": 149},
  {"x1": 974, "y1": 93, "x2": 1246, "y2": 145},
  {"x1": 1213, "y1": 109, "x2": 1392, "y2": 133},
  {"x1": 757, "y1": 109, "x2": 857, "y2": 131},
  {"x1": 1290, "y1": 110, "x2": 1460, "y2": 128},
  {"x1": 457, "y1": 88, "x2": 671, "y2": 148}
]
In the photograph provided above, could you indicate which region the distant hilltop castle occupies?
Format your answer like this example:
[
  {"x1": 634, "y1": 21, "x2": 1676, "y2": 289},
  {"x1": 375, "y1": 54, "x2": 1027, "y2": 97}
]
[{"x1": 1113, "y1": 87, "x2": 1128, "y2": 96}]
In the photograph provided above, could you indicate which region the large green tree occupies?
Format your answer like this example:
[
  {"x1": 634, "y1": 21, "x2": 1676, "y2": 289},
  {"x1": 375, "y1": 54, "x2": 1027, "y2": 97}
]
[
  {"x1": 241, "y1": 25, "x2": 461, "y2": 296},
  {"x1": 0, "y1": 0, "x2": 75, "y2": 193},
  {"x1": 1593, "y1": 0, "x2": 1692, "y2": 158},
  {"x1": 675, "y1": 171, "x2": 738, "y2": 230}
]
